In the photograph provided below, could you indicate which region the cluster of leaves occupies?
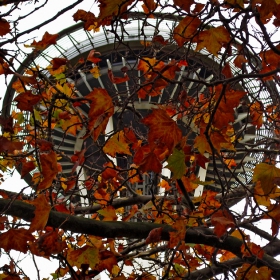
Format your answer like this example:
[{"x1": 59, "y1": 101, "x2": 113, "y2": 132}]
[{"x1": 1, "y1": 0, "x2": 280, "y2": 279}]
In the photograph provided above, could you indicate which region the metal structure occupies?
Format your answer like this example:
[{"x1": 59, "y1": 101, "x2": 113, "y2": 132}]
[{"x1": 2, "y1": 15, "x2": 276, "y2": 204}]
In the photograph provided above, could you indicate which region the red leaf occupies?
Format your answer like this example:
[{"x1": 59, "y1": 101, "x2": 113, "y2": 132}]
[
  {"x1": 145, "y1": 228, "x2": 163, "y2": 244},
  {"x1": 0, "y1": 136, "x2": 23, "y2": 153},
  {"x1": 25, "y1": 32, "x2": 59, "y2": 50},
  {"x1": 108, "y1": 69, "x2": 129, "y2": 84},
  {"x1": 14, "y1": 91, "x2": 42, "y2": 112}
]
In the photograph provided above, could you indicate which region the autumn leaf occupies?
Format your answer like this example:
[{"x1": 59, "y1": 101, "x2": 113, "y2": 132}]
[
  {"x1": 145, "y1": 227, "x2": 162, "y2": 244},
  {"x1": 97, "y1": 0, "x2": 134, "y2": 26},
  {"x1": 73, "y1": 10, "x2": 99, "y2": 31},
  {"x1": 194, "y1": 134, "x2": 211, "y2": 154},
  {"x1": 173, "y1": 16, "x2": 201, "y2": 46},
  {"x1": 97, "y1": 206, "x2": 118, "y2": 221},
  {"x1": 29, "y1": 194, "x2": 51, "y2": 232},
  {"x1": 249, "y1": 101, "x2": 263, "y2": 128},
  {"x1": 265, "y1": 203, "x2": 280, "y2": 235},
  {"x1": 87, "y1": 49, "x2": 102, "y2": 63},
  {"x1": 236, "y1": 263, "x2": 272, "y2": 280},
  {"x1": 166, "y1": 149, "x2": 186, "y2": 179},
  {"x1": 86, "y1": 88, "x2": 114, "y2": 141},
  {"x1": 0, "y1": 18, "x2": 10, "y2": 36},
  {"x1": 67, "y1": 245, "x2": 99, "y2": 269},
  {"x1": 0, "y1": 136, "x2": 23, "y2": 153},
  {"x1": 241, "y1": 242, "x2": 264, "y2": 259},
  {"x1": 138, "y1": 151, "x2": 162, "y2": 174},
  {"x1": 32, "y1": 230, "x2": 67, "y2": 256},
  {"x1": 108, "y1": 69, "x2": 129, "y2": 84},
  {"x1": 37, "y1": 151, "x2": 58, "y2": 191},
  {"x1": 141, "y1": 108, "x2": 182, "y2": 152},
  {"x1": 168, "y1": 218, "x2": 186, "y2": 248},
  {"x1": 211, "y1": 209, "x2": 235, "y2": 237},
  {"x1": 0, "y1": 228, "x2": 34, "y2": 253},
  {"x1": 253, "y1": 163, "x2": 280, "y2": 195},
  {"x1": 90, "y1": 66, "x2": 101, "y2": 78},
  {"x1": 103, "y1": 130, "x2": 132, "y2": 157},
  {"x1": 14, "y1": 91, "x2": 42, "y2": 112},
  {"x1": 254, "y1": 181, "x2": 271, "y2": 207},
  {"x1": 173, "y1": 0, "x2": 195, "y2": 13},
  {"x1": 25, "y1": 32, "x2": 59, "y2": 50},
  {"x1": 195, "y1": 26, "x2": 230, "y2": 56}
]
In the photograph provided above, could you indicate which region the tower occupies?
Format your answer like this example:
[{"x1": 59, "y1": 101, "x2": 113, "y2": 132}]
[{"x1": 2, "y1": 14, "x2": 275, "y2": 210}]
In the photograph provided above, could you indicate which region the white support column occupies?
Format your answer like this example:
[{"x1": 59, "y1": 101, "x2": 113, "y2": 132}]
[{"x1": 194, "y1": 153, "x2": 209, "y2": 197}]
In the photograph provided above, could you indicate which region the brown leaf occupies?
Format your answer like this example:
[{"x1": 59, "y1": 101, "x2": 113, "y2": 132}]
[
  {"x1": 0, "y1": 228, "x2": 34, "y2": 253},
  {"x1": 145, "y1": 228, "x2": 162, "y2": 244},
  {"x1": 0, "y1": 18, "x2": 10, "y2": 36},
  {"x1": 211, "y1": 209, "x2": 235, "y2": 237},
  {"x1": 37, "y1": 151, "x2": 58, "y2": 191},
  {"x1": 0, "y1": 136, "x2": 23, "y2": 153},
  {"x1": 29, "y1": 194, "x2": 51, "y2": 232},
  {"x1": 14, "y1": 91, "x2": 42, "y2": 112}
]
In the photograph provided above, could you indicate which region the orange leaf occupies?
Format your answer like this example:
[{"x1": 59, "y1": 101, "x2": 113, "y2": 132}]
[
  {"x1": 103, "y1": 130, "x2": 132, "y2": 157},
  {"x1": 29, "y1": 194, "x2": 51, "y2": 232},
  {"x1": 265, "y1": 203, "x2": 280, "y2": 236},
  {"x1": 25, "y1": 32, "x2": 59, "y2": 50},
  {"x1": 249, "y1": 101, "x2": 263, "y2": 128},
  {"x1": 141, "y1": 108, "x2": 182, "y2": 152},
  {"x1": 108, "y1": 69, "x2": 129, "y2": 84},
  {"x1": 87, "y1": 49, "x2": 102, "y2": 63},
  {"x1": 168, "y1": 218, "x2": 186, "y2": 248},
  {"x1": 145, "y1": 227, "x2": 162, "y2": 244},
  {"x1": 173, "y1": 16, "x2": 201, "y2": 47},
  {"x1": 0, "y1": 228, "x2": 34, "y2": 253},
  {"x1": 37, "y1": 151, "x2": 58, "y2": 191},
  {"x1": 86, "y1": 88, "x2": 114, "y2": 141},
  {"x1": 195, "y1": 26, "x2": 230, "y2": 56},
  {"x1": 14, "y1": 91, "x2": 42, "y2": 112},
  {"x1": 123, "y1": 205, "x2": 138, "y2": 222},
  {"x1": 211, "y1": 209, "x2": 235, "y2": 237},
  {"x1": 241, "y1": 242, "x2": 264, "y2": 259}
]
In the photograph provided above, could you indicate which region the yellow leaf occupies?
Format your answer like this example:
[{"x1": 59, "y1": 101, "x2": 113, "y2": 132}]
[{"x1": 253, "y1": 163, "x2": 280, "y2": 195}]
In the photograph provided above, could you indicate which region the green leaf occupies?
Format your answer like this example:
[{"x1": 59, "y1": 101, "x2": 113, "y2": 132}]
[
  {"x1": 253, "y1": 163, "x2": 280, "y2": 195},
  {"x1": 166, "y1": 148, "x2": 186, "y2": 179}
]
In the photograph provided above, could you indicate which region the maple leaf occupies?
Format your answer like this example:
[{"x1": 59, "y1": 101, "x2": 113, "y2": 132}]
[
  {"x1": 108, "y1": 69, "x2": 129, "y2": 84},
  {"x1": 25, "y1": 32, "x2": 59, "y2": 50},
  {"x1": 168, "y1": 218, "x2": 186, "y2": 248},
  {"x1": 97, "y1": 0, "x2": 134, "y2": 26},
  {"x1": 37, "y1": 151, "x2": 58, "y2": 191},
  {"x1": 14, "y1": 91, "x2": 42, "y2": 112},
  {"x1": 253, "y1": 163, "x2": 280, "y2": 195},
  {"x1": 86, "y1": 88, "x2": 114, "y2": 141},
  {"x1": 173, "y1": 0, "x2": 195, "y2": 13},
  {"x1": 166, "y1": 148, "x2": 187, "y2": 179},
  {"x1": 33, "y1": 230, "x2": 67, "y2": 256},
  {"x1": 0, "y1": 18, "x2": 10, "y2": 36},
  {"x1": 194, "y1": 134, "x2": 211, "y2": 154},
  {"x1": 265, "y1": 203, "x2": 280, "y2": 235},
  {"x1": 195, "y1": 26, "x2": 230, "y2": 56},
  {"x1": 96, "y1": 250, "x2": 118, "y2": 273},
  {"x1": 211, "y1": 209, "x2": 235, "y2": 237},
  {"x1": 90, "y1": 66, "x2": 101, "y2": 78},
  {"x1": 71, "y1": 149, "x2": 86, "y2": 174},
  {"x1": 0, "y1": 136, "x2": 23, "y2": 153},
  {"x1": 87, "y1": 49, "x2": 102, "y2": 63},
  {"x1": 29, "y1": 194, "x2": 51, "y2": 232},
  {"x1": 141, "y1": 108, "x2": 182, "y2": 152},
  {"x1": 173, "y1": 16, "x2": 201, "y2": 47},
  {"x1": 138, "y1": 151, "x2": 162, "y2": 174},
  {"x1": 254, "y1": 181, "x2": 271, "y2": 207},
  {"x1": 103, "y1": 130, "x2": 132, "y2": 157},
  {"x1": 249, "y1": 101, "x2": 263, "y2": 128},
  {"x1": 241, "y1": 242, "x2": 264, "y2": 259},
  {"x1": 67, "y1": 245, "x2": 99, "y2": 269},
  {"x1": 73, "y1": 10, "x2": 99, "y2": 31},
  {"x1": 98, "y1": 206, "x2": 118, "y2": 221},
  {"x1": 237, "y1": 263, "x2": 272, "y2": 280},
  {"x1": 0, "y1": 228, "x2": 34, "y2": 253},
  {"x1": 145, "y1": 228, "x2": 162, "y2": 244}
]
